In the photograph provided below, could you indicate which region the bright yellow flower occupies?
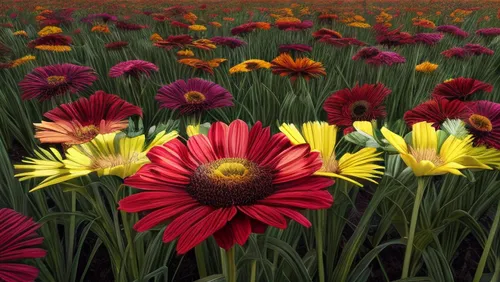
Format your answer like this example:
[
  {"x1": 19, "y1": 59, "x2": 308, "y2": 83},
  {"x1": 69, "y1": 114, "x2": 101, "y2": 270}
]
[
  {"x1": 415, "y1": 61, "x2": 438, "y2": 73},
  {"x1": 353, "y1": 15, "x2": 366, "y2": 22},
  {"x1": 275, "y1": 17, "x2": 301, "y2": 24},
  {"x1": 381, "y1": 122, "x2": 490, "y2": 177},
  {"x1": 280, "y1": 122, "x2": 384, "y2": 186},
  {"x1": 229, "y1": 59, "x2": 271, "y2": 74},
  {"x1": 10, "y1": 55, "x2": 36, "y2": 67},
  {"x1": 38, "y1": 26, "x2": 62, "y2": 37},
  {"x1": 189, "y1": 25, "x2": 207, "y2": 31},
  {"x1": 150, "y1": 33, "x2": 163, "y2": 42},
  {"x1": 15, "y1": 131, "x2": 178, "y2": 191},
  {"x1": 347, "y1": 22, "x2": 371, "y2": 28},
  {"x1": 187, "y1": 125, "x2": 200, "y2": 137},
  {"x1": 177, "y1": 49, "x2": 194, "y2": 57},
  {"x1": 13, "y1": 30, "x2": 28, "y2": 37},
  {"x1": 34, "y1": 45, "x2": 71, "y2": 52}
]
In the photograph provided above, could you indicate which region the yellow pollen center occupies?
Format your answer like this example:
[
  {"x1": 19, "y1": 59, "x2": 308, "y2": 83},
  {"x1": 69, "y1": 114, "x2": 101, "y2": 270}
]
[
  {"x1": 320, "y1": 156, "x2": 340, "y2": 173},
  {"x1": 90, "y1": 153, "x2": 139, "y2": 170},
  {"x1": 469, "y1": 114, "x2": 492, "y2": 132},
  {"x1": 213, "y1": 162, "x2": 249, "y2": 179},
  {"x1": 46, "y1": 75, "x2": 67, "y2": 85},
  {"x1": 184, "y1": 91, "x2": 206, "y2": 104},
  {"x1": 409, "y1": 147, "x2": 443, "y2": 166},
  {"x1": 245, "y1": 62, "x2": 260, "y2": 70}
]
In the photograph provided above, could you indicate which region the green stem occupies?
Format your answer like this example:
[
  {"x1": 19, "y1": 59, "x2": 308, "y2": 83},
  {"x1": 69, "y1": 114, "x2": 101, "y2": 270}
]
[
  {"x1": 314, "y1": 210, "x2": 325, "y2": 282},
  {"x1": 195, "y1": 244, "x2": 208, "y2": 278},
  {"x1": 250, "y1": 260, "x2": 257, "y2": 282},
  {"x1": 66, "y1": 191, "x2": 76, "y2": 277},
  {"x1": 402, "y1": 177, "x2": 427, "y2": 279},
  {"x1": 473, "y1": 198, "x2": 500, "y2": 282},
  {"x1": 224, "y1": 247, "x2": 237, "y2": 282},
  {"x1": 121, "y1": 211, "x2": 139, "y2": 279}
]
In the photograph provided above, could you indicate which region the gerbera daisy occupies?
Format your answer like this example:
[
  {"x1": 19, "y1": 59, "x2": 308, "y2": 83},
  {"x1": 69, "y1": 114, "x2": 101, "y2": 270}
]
[
  {"x1": 156, "y1": 78, "x2": 233, "y2": 115},
  {"x1": 404, "y1": 98, "x2": 471, "y2": 128},
  {"x1": 119, "y1": 120, "x2": 334, "y2": 254},
  {"x1": 312, "y1": 28, "x2": 342, "y2": 39},
  {"x1": 34, "y1": 90, "x2": 142, "y2": 145},
  {"x1": 412, "y1": 19, "x2": 435, "y2": 29},
  {"x1": 15, "y1": 130, "x2": 178, "y2": 191},
  {"x1": 81, "y1": 13, "x2": 117, "y2": 23},
  {"x1": 191, "y1": 39, "x2": 217, "y2": 50},
  {"x1": 441, "y1": 47, "x2": 468, "y2": 59},
  {"x1": 27, "y1": 34, "x2": 72, "y2": 48},
  {"x1": 105, "y1": 41, "x2": 129, "y2": 50},
  {"x1": 270, "y1": 53, "x2": 326, "y2": 82},
  {"x1": 19, "y1": 63, "x2": 97, "y2": 101},
  {"x1": 170, "y1": 20, "x2": 190, "y2": 29},
  {"x1": 231, "y1": 22, "x2": 258, "y2": 35},
  {"x1": 13, "y1": 30, "x2": 28, "y2": 37},
  {"x1": 431, "y1": 77, "x2": 493, "y2": 100},
  {"x1": 415, "y1": 61, "x2": 438, "y2": 73},
  {"x1": 352, "y1": 47, "x2": 381, "y2": 60},
  {"x1": 276, "y1": 20, "x2": 314, "y2": 31},
  {"x1": 412, "y1": 33, "x2": 443, "y2": 45},
  {"x1": 465, "y1": 101, "x2": 500, "y2": 149},
  {"x1": 177, "y1": 49, "x2": 194, "y2": 57},
  {"x1": 280, "y1": 122, "x2": 384, "y2": 186},
  {"x1": 154, "y1": 35, "x2": 193, "y2": 50},
  {"x1": 37, "y1": 26, "x2": 62, "y2": 37},
  {"x1": 109, "y1": 60, "x2": 159, "y2": 78},
  {"x1": 347, "y1": 22, "x2": 371, "y2": 28},
  {"x1": 375, "y1": 25, "x2": 414, "y2": 47},
  {"x1": 209, "y1": 21, "x2": 222, "y2": 28},
  {"x1": 463, "y1": 43, "x2": 494, "y2": 56},
  {"x1": 278, "y1": 44, "x2": 312, "y2": 53},
  {"x1": 210, "y1": 36, "x2": 246, "y2": 49},
  {"x1": 229, "y1": 59, "x2": 271, "y2": 74},
  {"x1": 177, "y1": 58, "x2": 215, "y2": 74},
  {"x1": 365, "y1": 51, "x2": 406, "y2": 66},
  {"x1": 10, "y1": 55, "x2": 36, "y2": 68},
  {"x1": 116, "y1": 21, "x2": 147, "y2": 31},
  {"x1": 189, "y1": 25, "x2": 207, "y2": 31},
  {"x1": 0, "y1": 208, "x2": 46, "y2": 282},
  {"x1": 435, "y1": 25, "x2": 468, "y2": 38},
  {"x1": 318, "y1": 37, "x2": 366, "y2": 47},
  {"x1": 476, "y1": 28, "x2": 500, "y2": 37},
  {"x1": 91, "y1": 24, "x2": 110, "y2": 33}
]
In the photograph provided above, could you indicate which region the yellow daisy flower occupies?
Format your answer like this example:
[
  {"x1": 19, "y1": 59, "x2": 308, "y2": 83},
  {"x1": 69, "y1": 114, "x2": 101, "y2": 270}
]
[
  {"x1": 229, "y1": 59, "x2": 271, "y2": 74},
  {"x1": 38, "y1": 26, "x2": 62, "y2": 37},
  {"x1": 415, "y1": 61, "x2": 438, "y2": 73}
]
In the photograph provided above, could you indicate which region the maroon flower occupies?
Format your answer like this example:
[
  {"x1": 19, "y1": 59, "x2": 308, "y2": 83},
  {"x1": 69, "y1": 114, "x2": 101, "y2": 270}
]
[
  {"x1": 365, "y1": 51, "x2": 406, "y2": 66},
  {"x1": 170, "y1": 20, "x2": 190, "y2": 29},
  {"x1": 278, "y1": 44, "x2": 312, "y2": 53},
  {"x1": 323, "y1": 83, "x2": 391, "y2": 127},
  {"x1": 109, "y1": 60, "x2": 159, "y2": 78},
  {"x1": 441, "y1": 47, "x2": 468, "y2": 58},
  {"x1": 413, "y1": 33, "x2": 443, "y2": 45},
  {"x1": 352, "y1": 47, "x2": 380, "y2": 60},
  {"x1": 466, "y1": 101, "x2": 500, "y2": 149},
  {"x1": 435, "y1": 25, "x2": 468, "y2": 38},
  {"x1": 81, "y1": 13, "x2": 117, "y2": 23},
  {"x1": 156, "y1": 78, "x2": 233, "y2": 115},
  {"x1": 432, "y1": 77, "x2": 493, "y2": 101},
  {"x1": 404, "y1": 98, "x2": 471, "y2": 128},
  {"x1": 116, "y1": 21, "x2": 147, "y2": 30},
  {"x1": 231, "y1": 22, "x2": 258, "y2": 35},
  {"x1": 105, "y1": 41, "x2": 129, "y2": 50},
  {"x1": 27, "y1": 34, "x2": 72, "y2": 48},
  {"x1": 312, "y1": 28, "x2": 342, "y2": 40},
  {"x1": 319, "y1": 37, "x2": 366, "y2": 47},
  {"x1": 0, "y1": 208, "x2": 46, "y2": 282},
  {"x1": 276, "y1": 20, "x2": 313, "y2": 31},
  {"x1": 210, "y1": 36, "x2": 246, "y2": 48},
  {"x1": 375, "y1": 25, "x2": 414, "y2": 47},
  {"x1": 154, "y1": 35, "x2": 193, "y2": 50},
  {"x1": 19, "y1": 63, "x2": 97, "y2": 101},
  {"x1": 476, "y1": 28, "x2": 500, "y2": 37},
  {"x1": 463, "y1": 43, "x2": 494, "y2": 56}
]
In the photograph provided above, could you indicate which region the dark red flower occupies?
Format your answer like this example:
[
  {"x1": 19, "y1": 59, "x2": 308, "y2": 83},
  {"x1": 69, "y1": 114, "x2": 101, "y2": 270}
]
[
  {"x1": 105, "y1": 41, "x2": 129, "y2": 50},
  {"x1": 312, "y1": 28, "x2": 342, "y2": 39},
  {"x1": 412, "y1": 33, "x2": 443, "y2": 45},
  {"x1": 319, "y1": 37, "x2": 366, "y2": 47},
  {"x1": 432, "y1": 77, "x2": 493, "y2": 101},
  {"x1": 109, "y1": 60, "x2": 158, "y2": 78},
  {"x1": 352, "y1": 47, "x2": 380, "y2": 60},
  {"x1": 116, "y1": 21, "x2": 147, "y2": 30},
  {"x1": 463, "y1": 43, "x2": 494, "y2": 56},
  {"x1": 466, "y1": 101, "x2": 500, "y2": 149},
  {"x1": 365, "y1": 51, "x2": 406, "y2": 66},
  {"x1": 476, "y1": 28, "x2": 500, "y2": 37},
  {"x1": 404, "y1": 98, "x2": 471, "y2": 128},
  {"x1": 435, "y1": 25, "x2": 468, "y2": 38},
  {"x1": 375, "y1": 25, "x2": 414, "y2": 47},
  {"x1": 276, "y1": 20, "x2": 313, "y2": 31},
  {"x1": 210, "y1": 36, "x2": 246, "y2": 48},
  {"x1": 119, "y1": 120, "x2": 333, "y2": 254},
  {"x1": 81, "y1": 13, "x2": 117, "y2": 23},
  {"x1": 231, "y1": 22, "x2": 257, "y2": 35},
  {"x1": 0, "y1": 208, "x2": 46, "y2": 282},
  {"x1": 441, "y1": 47, "x2": 468, "y2": 58},
  {"x1": 27, "y1": 34, "x2": 72, "y2": 48},
  {"x1": 278, "y1": 44, "x2": 312, "y2": 53},
  {"x1": 323, "y1": 83, "x2": 391, "y2": 127},
  {"x1": 170, "y1": 20, "x2": 190, "y2": 29}
]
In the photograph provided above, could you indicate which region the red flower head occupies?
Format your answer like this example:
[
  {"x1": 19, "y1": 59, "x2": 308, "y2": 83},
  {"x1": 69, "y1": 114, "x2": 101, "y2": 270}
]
[
  {"x1": 116, "y1": 21, "x2": 147, "y2": 30},
  {"x1": 19, "y1": 63, "x2": 97, "y2": 101},
  {"x1": 109, "y1": 60, "x2": 159, "y2": 78},
  {"x1": 319, "y1": 37, "x2": 366, "y2": 47},
  {"x1": 210, "y1": 36, "x2": 246, "y2": 49},
  {"x1": 412, "y1": 33, "x2": 443, "y2": 45},
  {"x1": 441, "y1": 47, "x2": 468, "y2": 59},
  {"x1": 27, "y1": 34, "x2": 72, "y2": 48},
  {"x1": 466, "y1": 101, "x2": 500, "y2": 149},
  {"x1": 323, "y1": 83, "x2": 391, "y2": 127},
  {"x1": 463, "y1": 43, "x2": 494, "y2": 56},
  {"x1": 404, "y1": 98, "x2": 471, "y2": 128},
  {"x1": 0, "y1": 208, "x2": 46, "y2": 282},
  {"x1": 435, "y1": 25, "x2": 468, "y2": 38},
  {"x1": 170, "y1": 20, "x2": 190, "y2": 29},
  {"x1": 119, "y1": 120, "x2": 333, "y2": 254},
  {"x1": 375, "y1": 25, "x2": 414, "y2": 47},
  {"x1": 35, "y1": 90, "x2": 142, "y2": 145},
  {"x1": 432, "y1": 77, "x2": 493, "y2": 101},
  {"x1": 476, "y1": 28, "x2": 500, "y2": 37},
  {"x1": 312, "y1": 28, "x2": 342, "y2": 40},
  {"x1": 231, "y1": 22, "x2": 258, "y2": 35},
  {"x1": 365, "y1": 51, "x2": 406, "y2": 66},
  {"x1": 278, "y1": 44, "x2": 313, "y2": 53},
  {"x1": 105, "y1": 41, "x2": 129, "y2": 50},
  {"x1": 271, "y1": 53, "x2": 326, "y2": 82},
  {"x1": 352, "y1": 47, "x2": 380, "y2": 60},
  {"x1": 276, "y1": 20, "x2": 313, "y2": 31},
  {"x1": 154, "y1": 35, "x2": 193, "y2": 50}
]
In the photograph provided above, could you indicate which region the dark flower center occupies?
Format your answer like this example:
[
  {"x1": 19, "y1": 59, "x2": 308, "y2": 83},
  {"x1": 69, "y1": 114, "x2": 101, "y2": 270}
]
[
  {"x1": 350, "y1": 100, "x2": 369, "y2": 117},
  {"x1": 469, "y1": 114, "x2": 492, "y2": 132},
  {"x1": 245, "y1": 62, "x2": 260, "y2": 70},
  {"x1": 186, "y1": 158, "x2": 274, "y2": 208},
  {"x1": 46, "y1": 75, "x2": 67, "y2": 86},
  {"x1": 184, "y1": 91, "x2": 206, "y2": 104},
  {"x1": 71, "y1": 124, "x2": 100, "y2": 144}
]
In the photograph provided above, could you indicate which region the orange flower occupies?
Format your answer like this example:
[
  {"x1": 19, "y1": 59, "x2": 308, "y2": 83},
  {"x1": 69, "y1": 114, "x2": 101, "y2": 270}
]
[
  {"x1": 91, "y1": 24, "x2": 110, "y2": 33},
  {"x1": 413, "y1": 19, "x2": 435, "y2": 29},
  {"x1": 223, "y1": 17, "x2": 235, "y2": 22},
  {"x1": 255, "y1": 22, "x2": 271, "y2": 30},
  {"x1": 150, "y1": 33, "x2": 163, "y2": 42},
  {"x1": 177, "y1": 49, "x2": 194, "y2": 57},
  {"x1": 177, "y1": 58, "x2": 225, "y2": 75},
  {"x1": 209, "y1": 21, "x2": 222, "y2": 28},
  {"x1": 183, "y1": 12, "x2": 198, "y2": 24},
  {"x1": 192, "y1": 39, "x2": 216, "y2": 50},
  {"x1": 271, "y1": 53, "x2": 326, "y2": 82}
]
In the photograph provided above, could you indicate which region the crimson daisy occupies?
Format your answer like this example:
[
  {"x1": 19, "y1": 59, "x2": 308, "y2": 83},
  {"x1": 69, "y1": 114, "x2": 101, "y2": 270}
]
[
  {"x1": 119, "y1": 120, "x2": 333, "y2": 254},
  {"x1": 109, "y1": 60, "x2": 159, "y2": 78},
  {"x1": 278, "y1": 44, "x2": 312, "y2": 53},
  {"x1": 19, "y1": 63, "x2": 97, "y2": 101},
  {"x1": 435, "y1": 25, "x2": 468, "y2": 38},
  {"x1": 404, "y1": 98, "x2": 471, "y2": 128},
  {"x1": 431, "y1": 77, "x2": 493, "y2": 101},
  {"x1": 465, "y1": 101, "x2": 500, "y2": 149},
  {"x1": 323, "y1": 83, "x2": 391, "y2": 127},
  {"x1": 35, "y1": 90, "x2": 142, "y2": 145},
  {"x1": 0, "y1": 208, "x2": 46, "y2": 282}
]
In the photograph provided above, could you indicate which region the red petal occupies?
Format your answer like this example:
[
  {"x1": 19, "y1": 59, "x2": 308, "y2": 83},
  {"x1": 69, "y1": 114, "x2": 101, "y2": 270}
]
[
  {"x1": 273, "y1": 207, "x2": 311, "y2": 227},
  {"x1": 227, "y1": 120, "x2": 249, "y2": 158},
  {"x1": 208, "y1": 121, "x2": 229, "y2": 158},
  {"x1": 238, "y1": 205, "x2": 287, "y2": 229},
  {"x1": 118, "y1": 191, "x2": 194, "y2": 212},
  {"x1": 258, "y1": 190, "x2": 333, "y2": 209},
  {"x1": 163, "y1": 205, "x2": 214, "y2": 243},
  {"x1": 187, "y1": 134, "x2": 217, "y2": 165},
  {"x1": 133, "y1": 201, "x2": 200, "y2": 232}
]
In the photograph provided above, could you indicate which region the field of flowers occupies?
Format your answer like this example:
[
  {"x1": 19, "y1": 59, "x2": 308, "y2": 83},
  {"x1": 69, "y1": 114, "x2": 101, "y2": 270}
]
[{"x1": 1, "y1": 0, "x2": 500, "y2": 281}]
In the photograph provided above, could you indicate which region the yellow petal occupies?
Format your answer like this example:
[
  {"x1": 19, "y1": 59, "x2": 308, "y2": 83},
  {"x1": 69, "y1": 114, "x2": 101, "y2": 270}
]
[{"x1": 381, "y1": 127, "x2": 408, "y2": 154}]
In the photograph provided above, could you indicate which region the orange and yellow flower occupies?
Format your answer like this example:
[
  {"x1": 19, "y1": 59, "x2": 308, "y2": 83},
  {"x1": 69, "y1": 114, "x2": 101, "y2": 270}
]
[{"x1": 229, "y1": 59, "x2": 271, "y2": 74}]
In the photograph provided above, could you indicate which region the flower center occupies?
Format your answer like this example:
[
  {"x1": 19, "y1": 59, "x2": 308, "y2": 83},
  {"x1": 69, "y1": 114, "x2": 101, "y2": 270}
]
[
  {"x1": 409, "y1": 147, "x2": 443, "y2": 166},
  {"x1": 245, "y1": 62, "x2": 260, "y2": 70},
  {"x1": 184, "y1": 91, "x2": 206, "y2": 104},
  {"x1": 350, "y1": 100, "x2": 369, "y2": 117},
  {"x1": 468, "y1": 114, "x2": 492, "y2": 132},
  {"x1": 186, "y1": 158, "x2": 274, "y2": 208},
  {"x1": 320, "y1": 155, "x2": 340, "y2": 173},
  {"x1": 47, "y1": 75, "x2": 67, "y2": 85},
  {"x1": 71, "y1": 124, "x2": 100, "y2": 144},
  {"x1": 90, "y1": 152, "x2": 140, "y2": 170}
]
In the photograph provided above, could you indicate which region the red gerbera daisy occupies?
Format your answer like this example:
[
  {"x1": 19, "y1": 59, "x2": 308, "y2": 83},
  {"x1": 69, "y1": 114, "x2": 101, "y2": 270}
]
[
  {"x1": 441, "y1": 47, "x2": 468, "y2": 59},
  {"x1": 116, "y1": 21, "x2": 147, "y2": 30},
  {"x1": 35, "y1": 90, "x2": 142, "y2": 145},
  {"x1": 404, "y1": 98, "x2": 471, "y2": 128},
  {"x1": 105, "y1": 41, "x2": 129, "y2": 50},
  {"x1": 465, "y1": 101, "x2": 500, "y2": 149},
  {"x1": 323, "y1": 83, "x2": 391, "y2": 127},
  {"x1": 109, "y1": 60, "x2": 159, "y2": 78},
  {"x1": 312, "y1": 28, "x2": 342, "y2": 39},
  {"x1": 432, "y1": 77, "x2": 493, "y2": 101},
  {"x1": 0, "y1": 208, "x2": 46, "y2": 282},
  {"x1": 119, "y1": 120, "x2": 333, "y2": 254}
]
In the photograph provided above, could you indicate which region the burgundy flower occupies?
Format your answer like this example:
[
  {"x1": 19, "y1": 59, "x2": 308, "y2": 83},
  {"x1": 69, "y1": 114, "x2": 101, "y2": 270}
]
[
  {"x1": 19, "y1": 63, "x2": 97, "y2": 101},
  {"x1": 156, "y1": 78, "x2": 233, "y2": 115},
  {"x1": 466, "y1": 101, "x2": 500, "y2": 149},
  {"x1": 413, "y1": 33, "x2": 444, "y2": 45},
  {"x1": 319, "y1": 37, "x2": 366, "y2": 47},
  {"x1": 27, "y1": 34, "x2": 72, "y2": 48},
  {"x1": 276, "y1": 20, "x2": 313, "y2": 31},
  {"x1": 210, "y1": 36, "x2": 246, "y2": 48},
  {"x1": 312, "y1": 28, "x2": 342, "y2": 39},
  {"x1": 441, "y1": 47, "x2": 468, "y2": 58},
  {"x1": 352, "y1": 47, "x2": 380, "y2": 60},
  {"x1": 116, "y1": 21, "x2": 147, "y2": 30},
  {"x1": 366, "y1": 51, "x2": 406, "y2": 66},
  {"x1": 404, "y1": 98, "x2": 471, "y2": 128},
  {"x1": 435, "y1": 25, "x2": 468, "y2": 38},
  {"x1": 278, "y1": 44, "x2": 312, "y2": 53},
  {"x1": 105, "y1": 41, "x2": 129, "y2": 50},
  {"x1": 323, "y1": 83, "x2": 391, "y2": 127},
  {"x1": 463, "y1": 43, "x2": 494, "y2": 56},
  {"x1": 432, "y1": 77, "x2": 493, "y2": 100},
  {"x1": 170, "y1": 20, "x2": 190, "y2": 29},
  {"x1": 375, "y1": 25, "x2": 414, "y2": 47},
  {"x1": 81, "y1": 13, "x2": 117, "y2": 23},
  {"x1": 0, "y1": 208, "x2": 46, "y2": 282},
  {"x1": 164, "y1": 6, "x2": 188, "y2": 17},
  {"x1": 109, "y1": 60, "x2": 159, "y2": 78},
  {"x1": 476, "y1": 28, "x2": 500, "y2": 37},
  {"x1": 231, "y1": 22, "x2": 257, "y2": 35}
]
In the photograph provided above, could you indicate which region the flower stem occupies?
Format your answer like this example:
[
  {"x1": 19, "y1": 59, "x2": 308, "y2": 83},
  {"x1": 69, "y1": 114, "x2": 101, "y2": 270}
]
[
  {"x1": 195, "y1": 244, "x2": 208, "y2": 278},
  {"x1": 402, "y1": 177, "x2": 427, "y2": 279},
  {"x1": 66, "y1": 191, "x2": 76, "y2": 276},
  {"x1": 473, "y1": 198, "x2": 500, "y2": 282},
  {"x1": 224, "y1": 247, "x2": 237, "y2": 282},
  {"x1": 121, "y1": 210, "x2": 139, "y2": 279},
  {"x1": 250, "y1": 260, "x2": 257, "y2": 282},
  {"x1": 314, "y1": 210, "x2": 325, "y2": 282}
]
